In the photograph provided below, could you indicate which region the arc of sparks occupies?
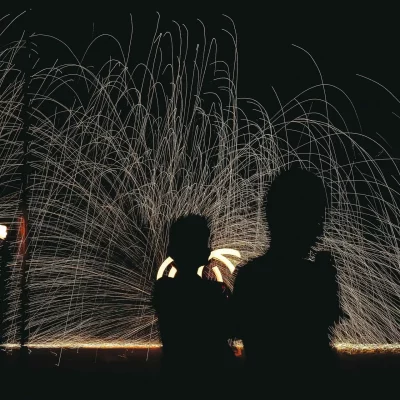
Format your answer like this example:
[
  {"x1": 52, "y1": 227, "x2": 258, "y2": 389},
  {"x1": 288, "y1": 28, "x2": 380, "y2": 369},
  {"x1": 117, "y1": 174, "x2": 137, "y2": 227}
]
[{"x1": 157, "y1": 248, "x2": 241, "y2": 282}]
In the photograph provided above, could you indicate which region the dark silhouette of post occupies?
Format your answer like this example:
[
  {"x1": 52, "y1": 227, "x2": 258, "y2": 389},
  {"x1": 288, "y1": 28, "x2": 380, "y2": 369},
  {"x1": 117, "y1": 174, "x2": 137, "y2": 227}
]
[
  {"x1": 0, "y1": 233, "x2": 10, "y2": 347},
  {"x1": 19, "y1": 12, "x2": 33, "y2": 356}
]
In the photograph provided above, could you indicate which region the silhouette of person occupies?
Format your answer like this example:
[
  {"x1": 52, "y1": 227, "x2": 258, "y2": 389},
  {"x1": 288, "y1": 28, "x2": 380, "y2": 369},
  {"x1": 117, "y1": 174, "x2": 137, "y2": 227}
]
[
  {"x1": 152, "y1": 214, "x2": 235, "y2": 392},
  {"x1": 232, "y1": 168, "x2": 341, "y2": 395}
]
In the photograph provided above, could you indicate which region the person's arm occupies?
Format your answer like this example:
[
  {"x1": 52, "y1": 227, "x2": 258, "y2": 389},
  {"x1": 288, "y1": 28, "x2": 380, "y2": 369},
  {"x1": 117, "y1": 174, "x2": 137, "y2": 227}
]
[
  {"x1": 152, "y1": 279, "x2": 162, "y2": 314},
  {"x1": 230, "y1": 267, "x2": 247, "y2": 340},
  {"x1": 217, "y1": 283, "x2": 233, "y2": 340},
  {"x1": 316, "y1": 251, "x2": 342, "y2": 325}
]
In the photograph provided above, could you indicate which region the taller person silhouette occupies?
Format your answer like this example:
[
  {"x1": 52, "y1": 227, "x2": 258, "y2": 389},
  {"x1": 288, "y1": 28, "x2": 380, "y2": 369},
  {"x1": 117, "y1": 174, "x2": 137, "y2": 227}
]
[
  {"x1": 232, "y1": 168, "x2": 341, "y2": 395},
  {"x1": 152, "y1": 214, "x2": 235, "y2": 391}
]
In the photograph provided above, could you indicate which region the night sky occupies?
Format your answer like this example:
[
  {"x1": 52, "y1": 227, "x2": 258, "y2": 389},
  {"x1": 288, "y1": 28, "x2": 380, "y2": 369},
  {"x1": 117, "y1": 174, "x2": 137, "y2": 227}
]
[{"x1": 5, "y1": 5, "x2": 400, "y2": 156}]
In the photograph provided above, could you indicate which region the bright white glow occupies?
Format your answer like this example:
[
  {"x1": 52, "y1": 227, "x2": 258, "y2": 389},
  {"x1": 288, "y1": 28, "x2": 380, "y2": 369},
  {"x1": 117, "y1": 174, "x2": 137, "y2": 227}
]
[
  {"x1": 157, "y1": 257, "x2": 174, "y2": 280},
  {"x1": 0, "y1": 225, "x2": 7, "y2": 240},
  {"x1": 2, "y1": 342, "x2": 400, "y2": 354},
  {"x1": 335, "y1": 343, "x2": 400, "y2": 354},
  {"x1": 156, "y1": 248, "x2": 241, "y2": 283},
  {"x1": 211, "y1": 266, "x2": 224, "y2": 282},
  {"x1": 211, "y1": 248, "x2": 241, "y2": 259},
  {"x1": 168, "y1": 267, "x2": 177, "y2": 278},
  {"x1": 1, "y1": 342, "x2": 162, "y2": 349},
  {"x1": 210, "y1": 254, "x2": 235, "y2": 274}
]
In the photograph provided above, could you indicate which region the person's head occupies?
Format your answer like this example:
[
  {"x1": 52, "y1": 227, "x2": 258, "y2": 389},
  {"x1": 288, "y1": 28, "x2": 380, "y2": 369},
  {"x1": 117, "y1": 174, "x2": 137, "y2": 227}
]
[
  {"x1": 167, "y1": 214, "x2": 211, "y2": 274},
  {"x1": 266, "y1": 168, "x2": 327, "y2": 258}
]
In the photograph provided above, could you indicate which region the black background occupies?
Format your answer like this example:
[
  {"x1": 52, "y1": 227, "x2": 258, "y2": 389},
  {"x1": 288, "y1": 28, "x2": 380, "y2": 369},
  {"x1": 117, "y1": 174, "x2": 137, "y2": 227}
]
[{"x1": 4, "y1": 5, "x2": 400, "y2": 155}]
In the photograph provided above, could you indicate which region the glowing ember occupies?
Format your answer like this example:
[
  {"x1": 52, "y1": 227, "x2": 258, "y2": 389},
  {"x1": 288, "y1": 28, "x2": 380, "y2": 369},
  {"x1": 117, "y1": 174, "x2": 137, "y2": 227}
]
[
  {"x1": 0, "y1": 224, "x2": 7, "y2": 240},
  {"x1": 157, "y1": 248, "x2": 241, "y2": 282}
]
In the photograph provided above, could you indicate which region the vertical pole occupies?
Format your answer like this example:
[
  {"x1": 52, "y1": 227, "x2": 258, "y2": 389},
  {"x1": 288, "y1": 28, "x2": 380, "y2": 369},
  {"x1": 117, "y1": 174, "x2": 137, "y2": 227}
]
[
  {"x1": 0, "y1": 236, "x2": 10, "y2": 347},
  {"x1": 19, "y1": 10, "x2": 32, "y2": 355}
]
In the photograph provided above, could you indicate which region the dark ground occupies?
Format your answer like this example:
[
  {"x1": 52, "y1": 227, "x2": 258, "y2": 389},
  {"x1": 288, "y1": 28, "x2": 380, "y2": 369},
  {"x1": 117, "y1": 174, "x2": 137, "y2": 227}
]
[{"x1": 1, "y1": 347, "x2": 399, "y2": 398}]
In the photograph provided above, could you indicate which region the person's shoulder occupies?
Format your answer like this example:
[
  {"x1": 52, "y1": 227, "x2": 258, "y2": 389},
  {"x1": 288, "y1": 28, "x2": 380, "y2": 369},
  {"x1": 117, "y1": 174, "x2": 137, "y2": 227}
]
[
  {"x1": 236, "y1": 255, "x2": 266, "y2": 278},
  {"x1": 204, "y1": 279, "x2": 230, "y2": 293},
  {"x1": 202, "y1": 281, "x2": 230, "y2": 304},
  {"x1": 212, "y1": 280, "x2": 231, "y2": 297},
  {"x1": 152, "y1": 277, "x2": 177, "y2": 309},
  {"x1": 302, "y1": 258, "x2": 315, "y2": 269},
  {"x1": 154, "y1": 277, "x2": 176, "y2": 292},
  {"x1": 155, "y1": 276, "x2": 174, "y2": 284},
  {"x1": 314, "y1": 252, "x2": 338, "y2": 277}
]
